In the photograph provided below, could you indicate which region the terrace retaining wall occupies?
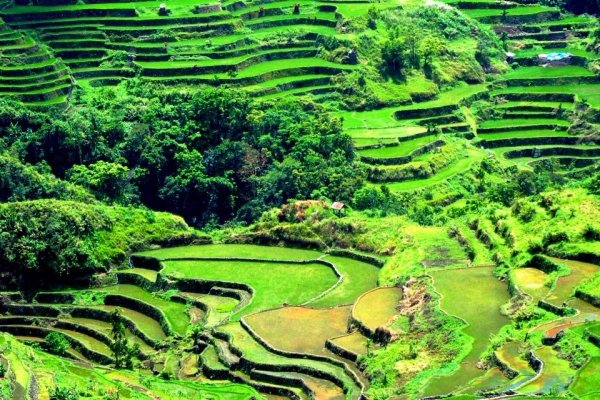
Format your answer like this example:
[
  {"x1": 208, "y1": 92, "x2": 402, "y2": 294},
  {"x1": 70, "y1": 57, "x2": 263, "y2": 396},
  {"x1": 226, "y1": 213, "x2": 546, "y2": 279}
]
[
  {"x1": 0, "y1": 304, "x2": 60, "y2": 317},
  {"x1": 394, "y1": 104, "x2": 457, "y2": 120},
  {"x1": 574, "y1": 290, "x2": 600, "y2": 308},
  {"x1": 494, "y1": 92, "x2": 575, "y2": 102},
  {"x1": 477, "y1": 136, "x2": 581, "y2": 149},
  {"x1": 360, "y1": 140, "x2": 445, "y2": 166},
  {"x1": 67, "y1": 306, "x2": 159, "y2": 348},
  {"x1": 504, "y1": 75, "x2": 600, "y2": 87},
  {"x1": 104, "y1": 294, "x2": 173, "y2": 336},
  {"x1": 492, "y1": 351, "x2": 519, "y2": 379},
  {"x1": 324, "y1": 336, "x2": 360, "y2": 362},
  {"x1": 2, "y1": 8, "x2": 137, "y2": 22},
  {"x1": 326, "y1": 248, "x2": 385, "y2": 268},
  {"x1": 505, "y1": 147, "x2": 600, "y2": 159},
  {"x1": 230, "y1": 322, "x2": 365, "y2": 393}
]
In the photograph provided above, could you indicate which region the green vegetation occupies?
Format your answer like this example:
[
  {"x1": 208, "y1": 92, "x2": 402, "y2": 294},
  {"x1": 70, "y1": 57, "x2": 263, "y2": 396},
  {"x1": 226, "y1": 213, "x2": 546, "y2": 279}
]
[
  {"x1": 44, "y1": 332, "x2": 70, "y2": 356},
  {"x1": 0, "y1": 199, "x2": 195, "y2": 280},
  {"x1": 0, "y1": 0, "x2": 598, "y2": 398}
]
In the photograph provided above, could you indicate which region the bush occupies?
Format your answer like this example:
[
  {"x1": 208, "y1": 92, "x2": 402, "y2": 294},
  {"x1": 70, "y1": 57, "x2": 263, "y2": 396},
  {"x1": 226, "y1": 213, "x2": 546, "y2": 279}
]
[
  {"x1": 51, "y1": 386, "x2": 78, "y2": 400},
  {"x1": 45, "y1": 332, "x2": 70, "y2": 356},
  {"x1": 588, "y1": 173, "x2": 600, "y2": 195},
  {"x1": 583, "y1": 225, "x2": 600, "y2": 241},
  {"x1": 542, "y1": 231, "x2": 570, "y2": 248}
]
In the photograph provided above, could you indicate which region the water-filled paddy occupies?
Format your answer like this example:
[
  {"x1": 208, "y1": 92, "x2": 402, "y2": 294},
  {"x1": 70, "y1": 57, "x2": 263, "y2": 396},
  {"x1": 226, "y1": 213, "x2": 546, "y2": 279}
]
[
  {"x1": 546, "y1": 258, "x2": 599, "y2": 306},
  {"x1": 512, "y1": 267, "x2": 550, "y2": 301},
  {"x1": 424, "y1": 266, "x2": 510, "y2": 396}
]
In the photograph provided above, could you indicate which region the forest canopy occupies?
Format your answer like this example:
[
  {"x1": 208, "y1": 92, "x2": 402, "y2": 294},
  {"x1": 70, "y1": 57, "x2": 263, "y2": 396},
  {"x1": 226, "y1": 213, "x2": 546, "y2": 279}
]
[{"x1": 0, "y1": 87, "x2": 364, "y2": 227}]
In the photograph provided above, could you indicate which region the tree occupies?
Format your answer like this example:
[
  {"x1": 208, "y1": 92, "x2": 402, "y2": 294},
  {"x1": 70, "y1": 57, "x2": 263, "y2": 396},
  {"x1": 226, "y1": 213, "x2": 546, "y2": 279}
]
[
  {"x1": 68, "y1": 161, "x2": 136, "y2": 204},
  {"x1": 381, "y1": 38, "x2": 408, "y2": 77},
  {"x1": 589, "y1": 173, "x2": 600, "y2": 195},
  {"x1": 110, "y1": 309, "x2": 139, "y2": 369},
  {"x1": 0, "y1": 200, "x2": 111, "y2": 278},
  {"x1": 500, "y1": 31, "x2": 509, "y2": 51},
  {"x1": 419, "y1": 35, "x2": 443, "y2": 70},
  {"x1": 45, "y1": 332, "x2": 70, "y2": 356}
]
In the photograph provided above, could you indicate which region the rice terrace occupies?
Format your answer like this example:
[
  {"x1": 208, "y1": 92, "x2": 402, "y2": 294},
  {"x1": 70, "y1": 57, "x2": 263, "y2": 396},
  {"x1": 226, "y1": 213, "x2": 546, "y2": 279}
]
[{"x1": 0, "y1": 0, "x2": 599, "y2": 398}]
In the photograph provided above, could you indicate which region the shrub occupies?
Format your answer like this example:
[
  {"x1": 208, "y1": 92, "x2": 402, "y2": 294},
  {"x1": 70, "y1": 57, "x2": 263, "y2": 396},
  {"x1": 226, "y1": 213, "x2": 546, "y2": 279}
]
[
  {"x1": 0, "y1": 363, "x2": 5, "y2": 378},
  {"x1": 588, "y1": 173, "x2": 600, "y2": 195},
  {"x1": 528, "y1": 240, "x2": 544, "y2": 254},
  {"x1": 51, "y1": 386, "x2": 78, "y2": 400},
  {"x1": 583, "y1": 225, "x2": 600, "y2": 241},
  {"x1": 45, "y1": 332, "x2": 70, "y2": 356},
  {"x1": 542, "y1": 231, "x2": 569, "y2": 248}
]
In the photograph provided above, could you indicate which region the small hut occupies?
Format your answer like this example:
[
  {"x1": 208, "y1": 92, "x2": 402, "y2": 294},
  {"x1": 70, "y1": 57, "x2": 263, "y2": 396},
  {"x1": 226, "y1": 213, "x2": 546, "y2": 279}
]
[{"x1": 331, "y1": 201, "x2": 345, "y2": 216}]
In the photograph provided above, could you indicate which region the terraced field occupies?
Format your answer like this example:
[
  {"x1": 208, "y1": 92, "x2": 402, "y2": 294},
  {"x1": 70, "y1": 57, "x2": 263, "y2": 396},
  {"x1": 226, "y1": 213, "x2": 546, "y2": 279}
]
[
  {"x1": 0, "y1": 244, "x2": 396, "y2": 399},
  {"x1": 0, "y1": 19, "x2": 73, "y2": 107},
  {"x1": 0, "y1": 0, "x2": 378, "y2": 106},
  {"x1": 1, "y1": 0, "x2": 598, "y2": 188},
  {"x1": 340, "y1": 0, "x2": 600, "y2": 190},
  {"x1": 0, "y1": 0, "x2": 598, "y2": 398}
]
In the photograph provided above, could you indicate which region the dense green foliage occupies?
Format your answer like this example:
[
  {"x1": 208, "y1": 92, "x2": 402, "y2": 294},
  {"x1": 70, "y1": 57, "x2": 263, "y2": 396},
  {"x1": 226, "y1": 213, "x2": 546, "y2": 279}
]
[
  {"x1": 330, "y1": 5, "x2": 504, "y2": 110},
  {"x1": 0, "y1": 0, "x2": 599, "y2": 399},
  {"x1": 0, "y1": 199, "x2": 195, "y2": 281},
  {"x1": 44, "y1": 332, "x2": 70, "y2": 356},
  {"x1": 0, "y1": 89, "x2": 362, "y2": 226}
]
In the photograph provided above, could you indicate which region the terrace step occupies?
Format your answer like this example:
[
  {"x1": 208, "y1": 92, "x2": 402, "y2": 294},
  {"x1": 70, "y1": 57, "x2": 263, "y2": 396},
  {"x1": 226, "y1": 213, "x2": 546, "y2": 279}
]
[
  {"x1": 7, "y1": 83, "x2": 72, "y2": 103},
  {"x1": 213, "y1": 337, "x2": 241, "y2": 367},
  {"x1": 0, "y1": 67, "x2": 70, "y2": 85},
  {"x1": 253, "y1": 370, "x2": 343, "y2": 400},
  {"x1": 101, "y1": 20, "x2": 239, "y2": 37},
  {"x1": 0, "y1": 58, "x2": 62, "y2": 77},
  {"x1": 250, "y1": 74, "x2": 332, "y2": 96},
  {"x1": 137, "y1": 48, "x2": 319, "y2": 76},
  {"x1": 503, "y1": 111, "x2": 563, "y2": 119},
  {"x1": 200, "y1": 344, "x2": 306, "y2": 400},
  {"x1": 493, "y1": 342, "x2": 538, "y2": 392},
  {"x1": 518, "y1": 347, "x2": 571, "y2": 394},
  {"x1": 0, "y1": 75, "x2": 72, "y2": 93},
  {"x1": 359, "y1": 139, "x2": 445, "y2": 166},
  {"x1": 0, "y1": 324, "x2": 113, "y2": 364},
  {"x1": 231, "y1": 370, "x2": 307, "y2": 400},
  {"x1": 325, "y1": 331, "x2": 368, "y2": 363},
  {"x1": 218, "y1": 323, "x2": 363, "y2": 398}
]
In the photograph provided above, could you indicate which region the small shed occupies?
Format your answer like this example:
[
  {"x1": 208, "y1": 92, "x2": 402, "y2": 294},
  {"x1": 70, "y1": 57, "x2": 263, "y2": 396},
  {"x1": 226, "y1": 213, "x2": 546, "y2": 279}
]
[
  {"x1": 331, "y1": 201, "x2": 345, "y2": 210},
  {"x1": 331, "y1": 201, "x2": 345, "y2": 216}
]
